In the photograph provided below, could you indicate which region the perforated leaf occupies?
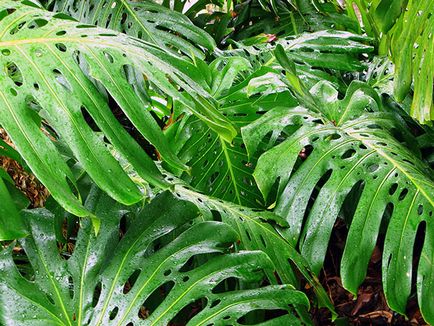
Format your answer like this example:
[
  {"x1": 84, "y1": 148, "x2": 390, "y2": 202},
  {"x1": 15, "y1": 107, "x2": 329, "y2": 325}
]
[
  {"x1": 224, "y1": 30, "x2": 374, "y2": 72},
  {"x1": 166, "y1": 63, "x2": 299, "y2": 207},
  {"x1": 52, "y1": 0, "x2": 216, "y2": 59},
  {"x1": 243, "y1": 80, "x2": 434, "y2": 323},
  {"x1": 0, "y1": 1, "x2": 234, "y2": 216},
  {"x1": 345, "y1": 0, "x2": 434, "y2": 124},
  {"x1": 0, "y1": 189, "x2": 309, "y2": 325},
  {"x1": 173, "y1": 184, "x2": 335, "y2": 317}
]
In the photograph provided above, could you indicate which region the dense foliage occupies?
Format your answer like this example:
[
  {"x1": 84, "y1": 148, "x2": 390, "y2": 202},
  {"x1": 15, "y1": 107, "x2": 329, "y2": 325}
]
[{"x1": 0, "y1": 0, "x2": 433, "y2": 324}]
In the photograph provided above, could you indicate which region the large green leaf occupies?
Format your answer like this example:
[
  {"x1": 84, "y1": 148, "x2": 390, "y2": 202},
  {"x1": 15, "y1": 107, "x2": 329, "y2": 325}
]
[
  {"x1": 51, "y1": 0, "x2": 216, "y2": 59},
  {"x1": 0, "y1": 189, "x2": 308, "y2": 325},
  {"x1": 390, "y1": 0, "x2": 433, "y2": 123},
  {"x1": 370, "y1": 0, "x2": 407, "y2": 34},
  {"x1": 345, "y1": 0, "x2": 434, "y2": 124},
  {"x1": 0, "y1": 1, "x2": 234, "y2": 216},
  {"x1": 243, "y1": 79, "x2": 434, "y2": 323},
  {"x1": 172, "y1": 183, "x2": 335, "y2": 318},
  {"x1": 224, "y1": 30, "x2": 373, "y2": 72},
  {"x1": 0, "y1": 140, "x2": 30, "y2": 240},
  {"x1": 0, "y1": 168, "x2": 27, "y2": 240},
  {"x1": 166, "y1": 61, "x2": 298, "y2": 207}
]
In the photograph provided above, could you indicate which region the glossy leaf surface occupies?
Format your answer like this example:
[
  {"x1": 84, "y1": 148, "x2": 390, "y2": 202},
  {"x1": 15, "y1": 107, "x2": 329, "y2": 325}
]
[
  {"x1": 0, "y1": 1, "x2": 234, "y2": 216},
  {"x1": 174, "y1": 184, "x2": 335, "y2": 317},
  {"x1": 244, "y1": 80, "x2": 434, "y2": 323},
  {"x1": 0, "y1": 190, "x2": 309, "y2": 325},
  {"x1": 52, "y1": 0, "x2": 216, "y2": 59},
  {"x1": 166, "y1": 65, "x2": 293, "y2": 207},
  {"x1": 0, "y1": 169, "x2": 28, "y2": 240}
]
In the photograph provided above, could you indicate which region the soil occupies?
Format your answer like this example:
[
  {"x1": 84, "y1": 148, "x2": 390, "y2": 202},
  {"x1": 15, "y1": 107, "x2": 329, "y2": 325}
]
[
  {"x1": 0, "y1": 129, "x2": 49, "y2": 208},
  {"x1": 311, "y1": 220, "x2": 428, "y2": 326}
]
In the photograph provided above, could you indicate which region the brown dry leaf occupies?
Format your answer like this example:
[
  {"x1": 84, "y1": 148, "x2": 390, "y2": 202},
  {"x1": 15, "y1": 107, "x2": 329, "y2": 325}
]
[
  {"x1": 351, "y1": 291, "x2": 374, "y2": 316},
  {"x1": 359, "y1": 310, "x2": 393, "y2": 324}
]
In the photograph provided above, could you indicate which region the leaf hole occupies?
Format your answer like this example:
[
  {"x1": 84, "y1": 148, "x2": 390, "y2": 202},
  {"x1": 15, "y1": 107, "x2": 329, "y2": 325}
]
[
  {"x1": 68, "y1": 276, "x2": 74, "y2": 299},
  {"x1": 123, "y1": 269, "x2": 141, "y2": 294},
  {"x1": 52, "y1": 69, "x2": 72, "y2": 92},
  {"x1": 6, "y1": 61, "x2": 23, "y2": 87},
  {"x1": 80, "y1": 105, "x2": 101, "y2": 132},
  {"x1": 92, "y1": 282, "x2": 102, "y2": 307},
  {"x1": 105, "y1": 14, "x2": 112, "y2": 28},
  {"x1": 211, "y1": 210, "x2": 222, "y2": 222},
  {"x1": 212, "y1": 277, "x2": 239, "y2": 294},
  {"x1": 119, "y1": 214, "x2": 128, "y2": 240},
  {"x1": 389, "y1": 183, "x2": 398, "y2": 195},
  {"x1": 368, "y1": 163, "x2": 379, "y2": 172},
  {"x1": 179, "y1": 253, "x2": 215, "y2": 273},
  {"x1": 10, "y1": 21, "x2": 26, "y2": 35},
  {"x1": 210, "y1": 299, "x2": 221, "y2": 308},
  {"x1": 46, "y1": 293, "x2": 55, "y2": 305},
  {"x1": 28, "y1": 18, "x2": 48, "y2": 29},
  {"x1": 55, "y1": 43, "x2": 67, "y2": 52},
  {"x1": 139, "y1": 281, "x2": 175, "y2": 319},
  {"x1": 208, "y1": 171, "x2": 219, "y2": 186},
  {"x1": 103, "y1": 51, "x2": 114, "y2": 64},
  {"x1": 170, "y1": 297, "x2": 207, "y2": 325},
  {"x1": 398, "y1": 188, "x2": 409, "y2": 201},
  {"x1": 13, "y1": 247, "x2": 35, "y2": 281},
  {"x1": 341, "y1": 148, "x2": 356, "y2": 159},
  {"x1": 245, "y1": 230, "x2": 252, "y2": 241},
  {"x1": 109, "y1": 307, "x2": 119, "y2": 320}
]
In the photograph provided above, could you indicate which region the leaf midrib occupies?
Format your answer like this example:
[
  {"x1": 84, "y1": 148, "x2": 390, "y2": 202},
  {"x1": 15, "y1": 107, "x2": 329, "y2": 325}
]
[{"x1": 347, "y1": 129, "x2": 434, "y2": 207}]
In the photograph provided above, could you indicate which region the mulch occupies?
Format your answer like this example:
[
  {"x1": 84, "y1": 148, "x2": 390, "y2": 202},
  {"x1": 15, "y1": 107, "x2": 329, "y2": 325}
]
[
  {"x1": 311, "y1": 220, "x2": 428, "y2": 325},
  {"x1": 0, "y1": 129, "x2": 49, "y2": 208}
]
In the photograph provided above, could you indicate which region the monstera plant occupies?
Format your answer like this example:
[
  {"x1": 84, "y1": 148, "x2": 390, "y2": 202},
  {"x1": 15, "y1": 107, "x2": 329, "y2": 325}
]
[
  {"x1": 0, "y1": 0, "x2": 433, "y2": 324},
  {"x1": 0, "y1": 190, "x2": 309, "y2": 325}
]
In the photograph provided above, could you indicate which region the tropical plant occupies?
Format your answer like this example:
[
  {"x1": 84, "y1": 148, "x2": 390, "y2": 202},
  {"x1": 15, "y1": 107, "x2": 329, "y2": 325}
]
[
  {"x1": 1, "y1": 0, "x2": 433, "y2": 324},
  {"x1": 0, "y1": 138, "x2": 29, "y2": 240},
  {"x1": 345, "y1": 0, "x2": 434, "y2": 123},
  {"x1": 0, "y1": 189, "x2": 309, "y2": 325},
  {"x1": 242, "y1": 57, "x2": 434, "y2": 320},
  {"x1": 0, "y1": 0, "x2": 237, "y2": 216}
]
